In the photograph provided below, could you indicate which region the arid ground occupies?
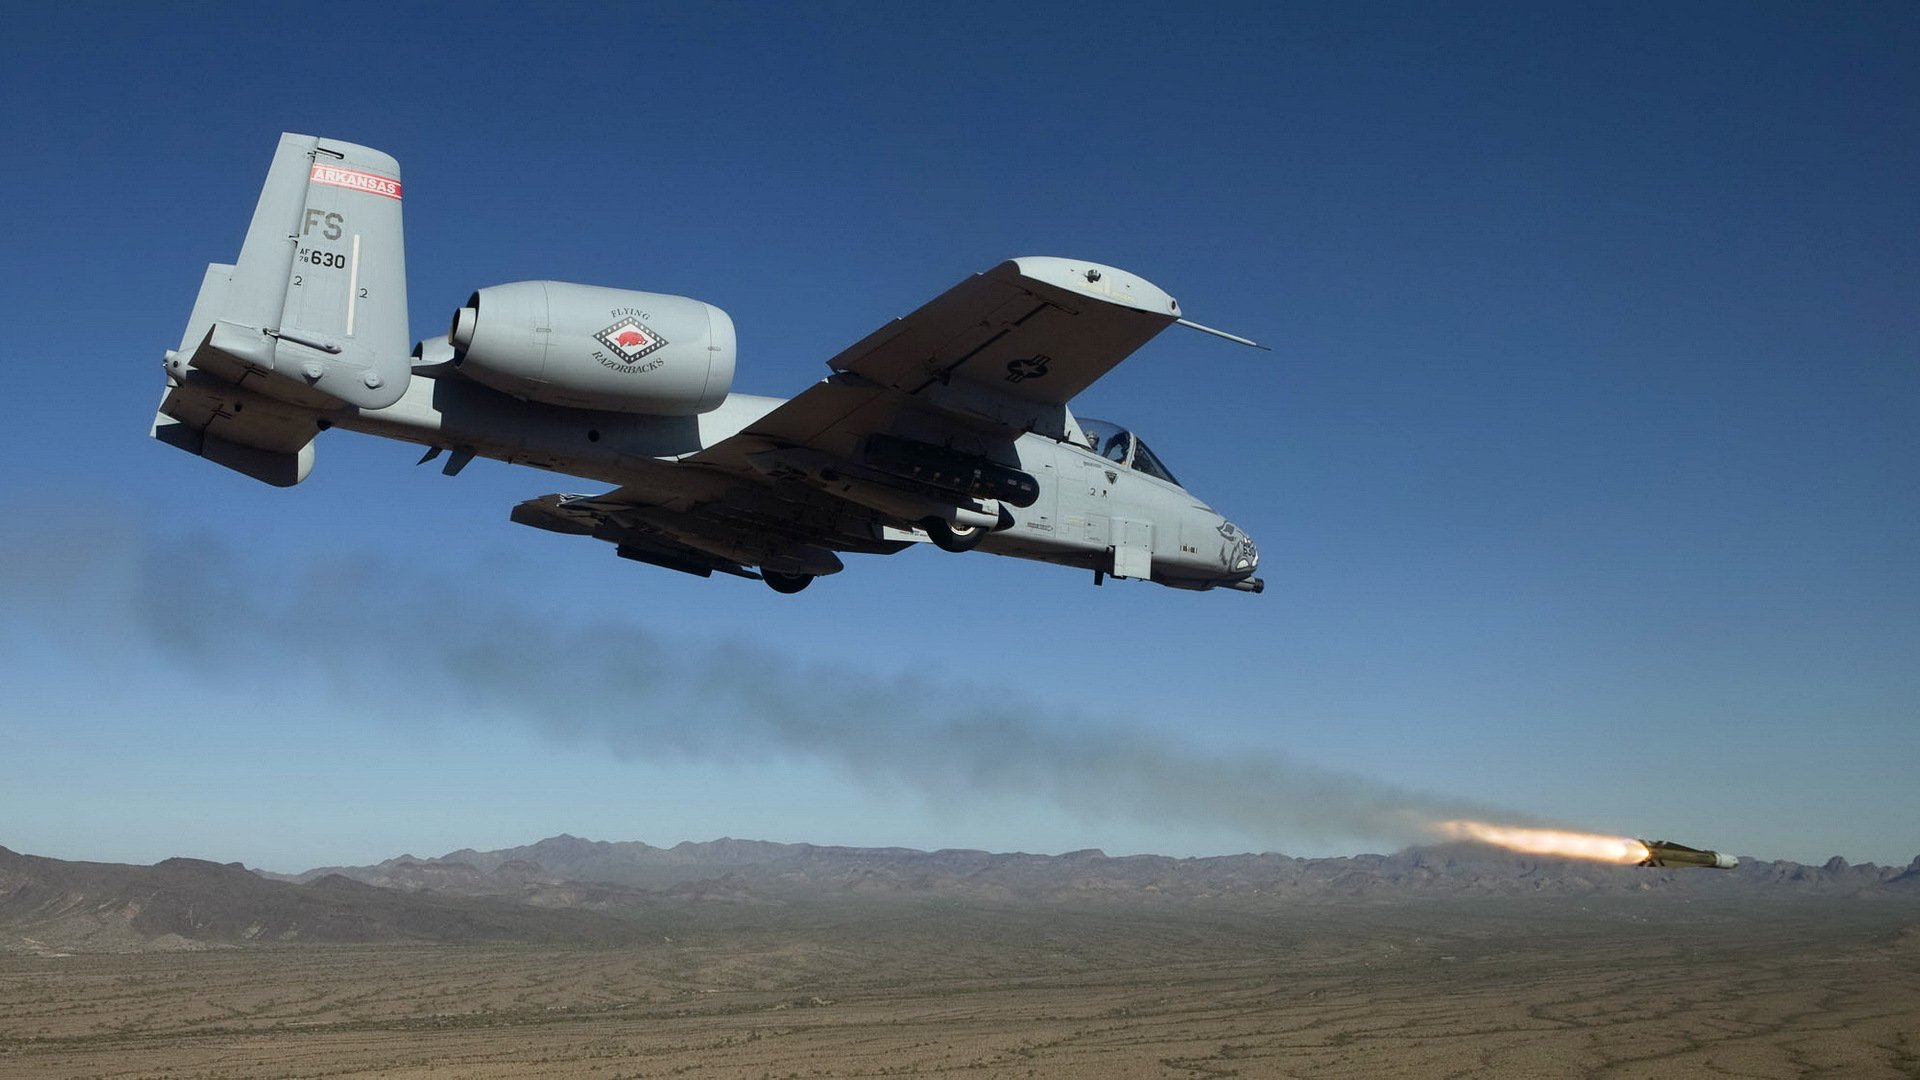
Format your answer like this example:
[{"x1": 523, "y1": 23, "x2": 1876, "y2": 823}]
[{"x1": 2, "y1": 897, "x2": 1915, "y2": 1078}]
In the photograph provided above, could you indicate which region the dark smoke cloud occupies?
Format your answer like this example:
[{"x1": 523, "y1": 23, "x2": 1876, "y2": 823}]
[{"x1": 2, "y1": 516, "x2": 1519, "y2": 850}]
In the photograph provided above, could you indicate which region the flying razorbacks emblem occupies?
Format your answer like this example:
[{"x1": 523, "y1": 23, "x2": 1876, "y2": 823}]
[{"x1": 593, "y1": 317, "x2": 669, "y2": 365}]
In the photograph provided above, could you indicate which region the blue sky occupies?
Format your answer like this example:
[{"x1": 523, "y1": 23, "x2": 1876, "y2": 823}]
[{"x1": 2, "y1": 2, "x2": 1915, "y2": 871}]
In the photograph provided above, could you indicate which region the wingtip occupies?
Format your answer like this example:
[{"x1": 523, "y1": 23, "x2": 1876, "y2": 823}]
[{"x1": 1175, "y1": 318, "x2": 1267, "y2": 351}]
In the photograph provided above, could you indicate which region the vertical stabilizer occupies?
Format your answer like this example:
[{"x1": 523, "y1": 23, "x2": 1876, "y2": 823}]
[{"x1": 171, "y1": 133, "x2": 410, "y2": 410}]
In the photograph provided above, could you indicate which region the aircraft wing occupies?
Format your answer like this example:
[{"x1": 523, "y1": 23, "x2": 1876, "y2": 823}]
[
  {"x1": 539, "y1": 258, "x2": 1186, "y2": 575},
  {"x1": 692, "y1": 257, "x2": 1183, "y2": 473}
]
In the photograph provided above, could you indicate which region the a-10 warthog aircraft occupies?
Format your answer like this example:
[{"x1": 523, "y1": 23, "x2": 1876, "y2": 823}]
[{"x1": 153, "y1": 134, "x2": 1265, "y2": 595}]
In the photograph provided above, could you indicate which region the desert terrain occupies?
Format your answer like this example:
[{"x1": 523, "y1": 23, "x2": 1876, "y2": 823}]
[{"x1": 4, "y1": 894, "x2": 1917, "y2": 1078}]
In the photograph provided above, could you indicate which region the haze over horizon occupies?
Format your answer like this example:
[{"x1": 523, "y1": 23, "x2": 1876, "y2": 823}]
[{"x1": 2, "y1": 4, "x2": 1915, "y2": 870}]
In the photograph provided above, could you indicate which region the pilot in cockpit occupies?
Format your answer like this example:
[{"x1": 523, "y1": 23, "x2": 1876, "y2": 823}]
[{"x1": 1080, "y1": 418, "x2": 1184, "y2": 486}]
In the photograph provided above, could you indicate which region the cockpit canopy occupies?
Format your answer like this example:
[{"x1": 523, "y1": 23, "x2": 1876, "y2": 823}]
[{"x1": 1079, "y1": 418, "x2": 1182, "y2": 487}]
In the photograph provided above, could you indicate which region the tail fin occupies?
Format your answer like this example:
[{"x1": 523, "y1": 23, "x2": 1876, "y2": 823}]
[{"x1": 167, "y1": 133, "x2": 410, "y2": 410}]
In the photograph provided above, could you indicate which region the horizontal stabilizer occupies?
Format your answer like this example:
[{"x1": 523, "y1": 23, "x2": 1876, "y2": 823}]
[
  {"x1": 151, "y1": 407, "x2": 314, "y2": 487},
  {"x1": 150, "y1": 371, "x2": 323, "y2": 486}
]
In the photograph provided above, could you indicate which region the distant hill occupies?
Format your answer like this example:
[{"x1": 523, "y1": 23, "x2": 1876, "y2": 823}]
[
  {"x1": 0, "y1": 845, "x2": 653, "y2": 955},
  {"x1": 10, "y1": 837, "x2": 1916, "y2": 954}
]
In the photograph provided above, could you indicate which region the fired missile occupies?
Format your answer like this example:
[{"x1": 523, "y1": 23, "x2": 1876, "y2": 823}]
[{"x1": 1637, "y1": 840, "x2": 1738, "y2": 869}]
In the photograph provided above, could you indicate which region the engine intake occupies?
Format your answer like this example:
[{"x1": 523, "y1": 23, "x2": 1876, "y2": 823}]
[{"x1": 449, "y1": 281, "x2": 735, "y2": 415}]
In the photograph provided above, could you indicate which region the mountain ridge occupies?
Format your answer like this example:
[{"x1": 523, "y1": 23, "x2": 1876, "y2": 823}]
[
  {"x1": 9, "y1": 837, "x2": 1916, "y2": 955},
  {"x1": 269, "y1": 834, "x2": 1920, "y2": 900}
]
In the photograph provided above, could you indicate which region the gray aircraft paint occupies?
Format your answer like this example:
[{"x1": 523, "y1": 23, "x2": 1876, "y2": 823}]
[{"x1": 153, "y1": 134, "x2": 1262, "y2": 595}]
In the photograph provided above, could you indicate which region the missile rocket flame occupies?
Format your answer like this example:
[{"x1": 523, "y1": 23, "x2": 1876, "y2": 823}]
[
  {"x1": 1427, "y1": 821, "x2": 1739, "y2": 869},
  {"x1": 1427, "y1": 820, "x2": 1652, "y2": 864}
]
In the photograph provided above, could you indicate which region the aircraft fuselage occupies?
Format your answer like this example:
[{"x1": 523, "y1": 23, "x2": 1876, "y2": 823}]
[{"x1": 330, "y1": 374, "x2": 1259, "y2": 590}]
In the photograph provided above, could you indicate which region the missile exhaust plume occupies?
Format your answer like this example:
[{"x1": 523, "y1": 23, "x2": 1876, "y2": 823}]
[
  {"x1": 1427, "y1": 819, "x2": 1652, "y2": 864},
  {"x1": 0, "y1": 514, "x2": 1665, "y2": 855}
]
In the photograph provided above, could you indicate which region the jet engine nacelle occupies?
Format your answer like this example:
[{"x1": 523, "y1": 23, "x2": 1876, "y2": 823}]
[{"x1": 448, "y1": 281, "x2": 736, "y2": 415}]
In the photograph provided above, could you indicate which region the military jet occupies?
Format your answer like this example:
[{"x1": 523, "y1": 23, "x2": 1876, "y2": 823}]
[{"x1": 153, "y1": 134, "x2": 1265, "y2": 595}]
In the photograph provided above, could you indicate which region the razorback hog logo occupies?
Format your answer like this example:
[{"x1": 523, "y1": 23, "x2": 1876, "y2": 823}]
[{"x1": 593, "y1": 317, "x2": 669, "y2": 366}]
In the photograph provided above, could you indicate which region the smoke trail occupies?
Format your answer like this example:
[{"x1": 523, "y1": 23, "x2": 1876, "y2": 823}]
[{"x1": 1, "y1": 514, "x2": 1519, "y2": 849}]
